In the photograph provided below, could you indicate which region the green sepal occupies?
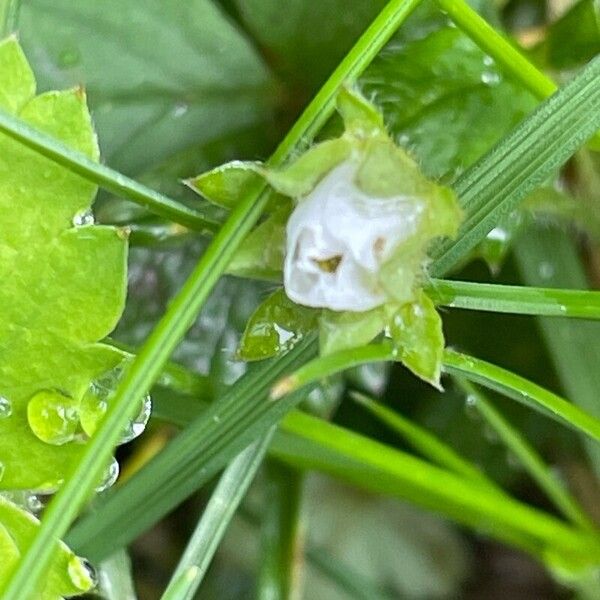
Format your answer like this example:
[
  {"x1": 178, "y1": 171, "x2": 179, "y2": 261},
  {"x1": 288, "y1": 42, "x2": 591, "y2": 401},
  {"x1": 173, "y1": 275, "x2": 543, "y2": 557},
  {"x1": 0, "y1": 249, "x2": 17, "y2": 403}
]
[
  {"x1": 265, "y1": 138, "x2": 352, "y2": 198},
  {"x1": 337, "y1": 86, "x2": 385, "y2": 137},
  {"x1": 388, "y1": 291, "x2": 444, "y2": 389},
  {"x1": 0, "y1": 497, "x2": 94, "y2": 598},
  {"x1": 319, "y1": 307, "x2": 386, "y2": 356},
  {"x1": 238, "y1": 289, "x2": 318, "y2": 361},
  {"x1": 227, "y1": 205, "x2": 290, "y2": 280},
  {"x1": 186, "y1": 160, "x2": 265, "y2": 210}
]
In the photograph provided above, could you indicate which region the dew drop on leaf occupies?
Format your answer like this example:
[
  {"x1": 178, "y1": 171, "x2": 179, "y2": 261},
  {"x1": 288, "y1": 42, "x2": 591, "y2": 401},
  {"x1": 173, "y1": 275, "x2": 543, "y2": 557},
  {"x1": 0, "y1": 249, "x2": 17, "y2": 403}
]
[
  {"x1": 27, "y1": 389, "x2": 79, "y2": 446},
  {"x1": 96, "y1": 457, "x2": 119, "y2": 493},
  {"x1": 464, "y1": 394, "x2": 480, "y2": 420},
  {"x1": 481, "y1": 71, "x2": 501, "y2": 86},
  {"x1": 68, "y1": 555, "x2": 97, "y2": 591},
  {"x1": 0, "y1": 396, "x2": 12, "y2": 418},
  {"x1": 72, "y1": 208, "x2": 95, "y2": 227}
]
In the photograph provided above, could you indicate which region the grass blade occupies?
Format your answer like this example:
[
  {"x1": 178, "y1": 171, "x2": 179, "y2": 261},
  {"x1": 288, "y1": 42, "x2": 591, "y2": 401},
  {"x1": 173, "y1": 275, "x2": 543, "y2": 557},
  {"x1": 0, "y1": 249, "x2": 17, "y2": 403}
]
[
  {"x1": 272, "y1": 343, "x2": 600, "y2": 444},
  {"x1": 435, "y1": 0, "x2": 556, "y2": 98},
  {"x1": 443, "y1": 349, "x2": 600, "y2": 443},
  {"x1": 454, "y1": 378, "x2": 594, "y2": 530},
  {"x1": 273, "y1": 411, "x2": 600, "y2": 562},
  {"x1": 161, "y1": 433, "x2": 274, "y2": 600},
  {"x1": 3, "y1": 1, "x2": 424, "y2": 595},
  {"x1": 431, "y1": 55, "x2": 600, "y2": 277},
  {"x1": 256, "y1": 463, "x2": 304, "y2": 600},
  {"x1": 427, "y1": 278, "x2": 600, "y2": 319},
  {"x1": 67, "y1": 335, "x2": 317, "y2": 562},
  {"x1": 0, "y1": 0, "x2": 19, "y2": 36},
  {"x1": 0, "y1": 109, "x2": 219, "y2": 232},
  {"x1": 350, "y1": 391, "x2": 495, "y2": 488}
]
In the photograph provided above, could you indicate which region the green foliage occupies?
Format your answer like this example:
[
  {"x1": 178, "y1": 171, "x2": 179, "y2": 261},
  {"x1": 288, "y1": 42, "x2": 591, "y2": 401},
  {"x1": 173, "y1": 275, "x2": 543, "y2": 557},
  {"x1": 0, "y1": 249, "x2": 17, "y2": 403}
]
[
  {"x1": 18, "y1": 0, "x2": 275, "y2": 177},
  {"x1": 0, "y1": 496, "x2": 94, "y2": 598},
  {"x1": 362, "y1": 25, "x2": 536, "y2": 180},
  {"x1": 535, "y1": 0, "x2": 600, "y2": 70},
  {"x1": 0, "y1": 37, "x2": 127, "y2": 491}
]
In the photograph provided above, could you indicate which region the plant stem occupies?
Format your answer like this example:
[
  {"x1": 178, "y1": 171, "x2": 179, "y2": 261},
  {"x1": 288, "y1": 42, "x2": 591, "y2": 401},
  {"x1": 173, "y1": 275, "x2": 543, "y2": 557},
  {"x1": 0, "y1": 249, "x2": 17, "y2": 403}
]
[
  {"x1": 2, "y1": 2, "x2": 424, "y2": 596},
  {"x1": 427, "y1": 278, "x2": 600, "y2": 319},
  {"x1": 161, "y1": 433, "x2": 274, "y2": 600}
]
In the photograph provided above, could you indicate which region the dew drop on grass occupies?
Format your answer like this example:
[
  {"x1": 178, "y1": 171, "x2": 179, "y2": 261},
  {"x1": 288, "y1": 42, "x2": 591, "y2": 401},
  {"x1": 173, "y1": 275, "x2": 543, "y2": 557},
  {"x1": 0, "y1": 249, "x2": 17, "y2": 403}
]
[
  {"x1": 96, "y1": 457, "x2": 119, "y2": 493},
  {"x1": 464, "y1": 394, "x2": 480, "y2": 420},
  {"x1": 72, "y1": 208, "x2": 95, "y2": 227},
  {"x1": 27, "y1": 389, "x2": 79, "y2": 445},
  {"x1": 172, "y1": 102, "x2": 189, "y2": 118},
  {"x1": 119, "y1": 393, "x2": 152, "y2": 444},
  {"x1": 81, "y1": 363, "x2": 152, "y2": 444},
  {"x1": 0, "y1": 395, "x2": 12, "y2": 418}
]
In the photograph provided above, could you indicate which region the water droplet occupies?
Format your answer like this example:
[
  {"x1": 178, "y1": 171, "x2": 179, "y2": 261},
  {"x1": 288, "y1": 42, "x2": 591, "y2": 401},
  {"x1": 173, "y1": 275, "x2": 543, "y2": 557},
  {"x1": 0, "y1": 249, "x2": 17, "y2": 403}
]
[
  {"x1": 96, "y1": 457, "x2": 119, "y2": 492},
  {"x1": 481, "y1": 71, "x2": 501, "y2": 86},
  {"x1": 72, "y1": 208, "x2": 94, "y2": 227},
  {"x1": 0, "y1": 396, "x2": 12, "y2": 418},
  {"x1": 464, "y1": 394, "x2": 480, "y2": 420},
  {"x1": 68, "y1": 555, "x2": 97, "y2": 591},
  {"x1": 58, "y1": 48, "x2": 81, "y2": 68},
  {"x1": 27, "y1": 389, "x2": 79, "y2": 445},
  {"x1": 483, "y1": 55, "x2": 495, "y2": 67},
  {"x1": 81, "y1": 363, "x2": 152, "y2": 444},
  {"x1": 538, "y1": 262, "x2": 555, "y2": 280},
  {"x1": 172, "y1": 102, "x2": 188, "y2": 118},
  {"x1": 119, "y1": 393, "x2": 152, "y2": 444},
  {"x1": 398, "y1": 133, "x2": 411, "y2": 145}
]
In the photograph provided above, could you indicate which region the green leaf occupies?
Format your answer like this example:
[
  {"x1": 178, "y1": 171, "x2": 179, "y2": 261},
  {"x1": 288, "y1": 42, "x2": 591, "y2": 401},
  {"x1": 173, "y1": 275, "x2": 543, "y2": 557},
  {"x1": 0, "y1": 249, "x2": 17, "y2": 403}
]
[
  {"x1": 0, "y1": 497, "x2": 93, "y2": 598},
  {"x1": 239, "y1": 289, "x2": 318, "y2": 361},
  {"x1": 234, "y1": 0, "x2": 388, "y2": 90},
  {"x1": 431, "y1": 54, "x2": 600, "y2": 277},
  {"x1": 361, "y1": 26, "x2": 536, "y2": 180},
  {"x1": 319, "y1": 308, "x2": 385, "y2": 356},
  {"x1": 0, "y1": 38, "x2": 127, "y2": 490},
  {"x1": 19, "y1": 0, "x2": 275, "y2": 176},
  {"x1": 537, "y1": 0, "x2": 600, "y2": 70}
]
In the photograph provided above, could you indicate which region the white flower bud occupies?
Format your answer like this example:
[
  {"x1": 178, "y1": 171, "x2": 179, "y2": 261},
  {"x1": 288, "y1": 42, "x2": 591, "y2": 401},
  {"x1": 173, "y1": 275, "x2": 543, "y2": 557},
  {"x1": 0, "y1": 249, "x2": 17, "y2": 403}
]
[{"x1": 284, "y1": 160, "x2": 424, "y2": 311}]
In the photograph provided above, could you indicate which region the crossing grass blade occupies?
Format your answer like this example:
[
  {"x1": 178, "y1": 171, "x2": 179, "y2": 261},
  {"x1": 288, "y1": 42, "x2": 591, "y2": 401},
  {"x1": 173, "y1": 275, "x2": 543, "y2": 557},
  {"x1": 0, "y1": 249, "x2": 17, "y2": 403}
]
[{"x1": 160, "y1": 433, "x2": 274, "y2": 600}]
